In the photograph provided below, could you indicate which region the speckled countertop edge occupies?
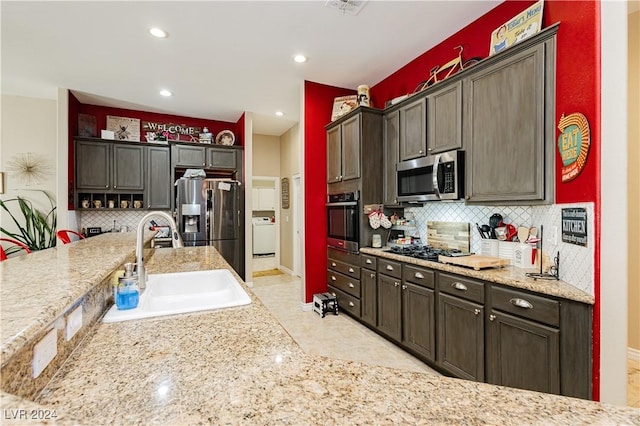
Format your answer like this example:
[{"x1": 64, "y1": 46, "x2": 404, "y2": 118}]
[{"x1": 360, "y1": 247, "x2": 594, "y2": 304}]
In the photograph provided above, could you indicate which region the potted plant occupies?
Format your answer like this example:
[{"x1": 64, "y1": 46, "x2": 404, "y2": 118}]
[{"x1": 0, "y1": 190, "x2": 57, "y2": 255}]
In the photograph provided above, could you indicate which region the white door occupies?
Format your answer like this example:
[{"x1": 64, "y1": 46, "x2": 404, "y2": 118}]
[{"x1": 293, "y1": 175, "x2": 302, "y2": 277}]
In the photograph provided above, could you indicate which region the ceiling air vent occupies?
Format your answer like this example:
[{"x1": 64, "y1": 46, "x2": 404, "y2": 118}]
[{"x1": 325, "y1": 0, "x2": 368, "y2": 16}]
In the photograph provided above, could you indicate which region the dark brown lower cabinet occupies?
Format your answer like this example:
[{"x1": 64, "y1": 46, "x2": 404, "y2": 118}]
[
  {"x1": 486, "y1": 310, "x2": 560, "y2": 394},
  {"x1": 361, "y1": 269, "x2": 377, "y2": 327},
  {"x1": 401, "y1": 282, "x2": 435, "y2": 362},
  {"x1": 437, "y1": 293, "x2": 484, "y2": 381},
  {"x1": 377, "y1": 274, "x2": 401, "y2": 342}
]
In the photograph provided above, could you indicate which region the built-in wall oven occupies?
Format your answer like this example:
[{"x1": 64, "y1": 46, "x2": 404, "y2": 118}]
[
  {"x1": 326, "y1": 191, "x2": 359, "y2": 252},
  {"x1": 397, "y1": 149, "x2": 464, "y2": 202}
]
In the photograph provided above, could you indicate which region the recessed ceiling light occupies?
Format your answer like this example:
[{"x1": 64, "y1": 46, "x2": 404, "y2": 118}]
[
  {"x1": 275, "y1": 111, "x2": 285, "y2": 117},
  {"x1": 159, "y1": 89, "x2": 173, "y2": 97},
  {"x1": 293, "y1": 54, "x2": 307, "y2": 63},
  {"x1": 149, "y1": 27, "x2": 168, "y2": 38}
]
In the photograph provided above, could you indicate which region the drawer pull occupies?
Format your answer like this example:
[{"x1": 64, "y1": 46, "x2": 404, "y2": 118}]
[
  {"x1": 452, "y1": 282, "x2": 468, "y2": 291},
  {"x1": 348, "y1": 267, "x2": 355, "y2": 273},
  {"x1": 510, "y1": 298, "x2": 533, "y2": 309},
  {"x1": 348, "y1": 302, "x2": 355, "y2": 307},
  {"x1": 331, "y1": 275, "x2": 336, "y2": 281},
  {"x1": 331, "y1": 262, "x2": 337, "y2": 267},
  {"x1": 365, "y1": 259, "x2": 373, "y2": 264},
  {"x1": 474, "y1": 308, "x2": 481, "y2": 315},
  {"x1": 370, "y1": 273, "x2": 375, "y2": 279},
  {"x1": 414, "y1": 272, "x2": 424, "y2": 279},
  {"x1": 489, "y1": 314, "x2": 496, "y2": 321},
  {"x1": 348, "y1": 282, "x2": 354, "y2": 288},
  {"x1": 386, "y1": 265, "x2": 394, "y2": 271},
  {"x1": 402, "y1": 285, "x2": 407, "y2": 290},
  {"x1": 394, "y1": 281, "x2": 400, "y2": 287}
]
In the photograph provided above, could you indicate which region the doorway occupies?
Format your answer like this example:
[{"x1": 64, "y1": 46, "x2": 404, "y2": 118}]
[{"x1": 251, "y1": 177, "x2": 279, "y2": 274}]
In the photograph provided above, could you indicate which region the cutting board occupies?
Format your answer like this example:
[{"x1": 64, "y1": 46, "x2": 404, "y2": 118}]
[
  {"x1": 427, "y1": 221, "x2": 470, "y2": 252},
  {"x1": 438, "y1": 254, "x2": 510, "y2": 270}
]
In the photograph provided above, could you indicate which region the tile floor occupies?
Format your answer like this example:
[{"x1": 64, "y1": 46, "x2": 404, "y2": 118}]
[
  {"x1": 252, "y1": 273, "x2": 640, "y2": 407},
  {"x1": 251, "y1": 273, "x2": 439, "y2": 375},
  {"x1": 252, "y1": 254, "x2": 277, "y2": 272}
]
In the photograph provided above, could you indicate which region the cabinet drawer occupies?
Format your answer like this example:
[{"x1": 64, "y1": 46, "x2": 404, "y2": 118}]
[
  {"x1": 377, "y1": 258, "x2": 402, "y2": 279},
  {"x1": 361, "y1": 254, "x2": 377, "y2": 269},
  {"x1": 328, "y1": 247, "x2": 360, "y2": 266},
  {"x1": 490, "y1": 286, "x2": 559, "y2": 327},
  {"x1": 326, "y1": 270, "x2": 360, "y2": 298},
  {"x1": 438, "y1": 272, "x2": 484, "y2": 303},
  {"x1": 402, "y1": 265, "x2": 434, "y2": 289},
  {"x1": 328, "y1": 285, "x2": 361, "y2": 317},
  {"x1": 328, "y1": 259, "x2": 360, "y2": 278}
]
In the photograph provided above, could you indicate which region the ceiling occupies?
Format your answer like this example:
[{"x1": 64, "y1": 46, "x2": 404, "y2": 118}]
[{"x1": 1, "y1": 1, "x2": 503, "y2": 136}]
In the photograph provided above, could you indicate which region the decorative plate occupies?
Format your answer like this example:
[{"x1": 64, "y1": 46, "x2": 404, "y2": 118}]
[{"x1": 216, "y1": 130, "x2": 235, "y2": 146}]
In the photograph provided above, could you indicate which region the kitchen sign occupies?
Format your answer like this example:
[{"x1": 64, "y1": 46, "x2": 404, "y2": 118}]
[
  {"x1": 142, "y1": 121, "x2": 201, "y2": 136},
  {"x1": 558, "y1": 112, "x2": 591, "y2": 183},
  {"x1": 561, "y1": 207, "x2": 588, "y2": 246}
]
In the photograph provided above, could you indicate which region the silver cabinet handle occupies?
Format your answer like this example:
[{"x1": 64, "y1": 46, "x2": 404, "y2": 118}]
[
  {"x1": 105, "y1": 185, "x2": 109, "y2": 188},
  {"x1": 339, "y1": 175, "x2": 343, "y2": 179},
  {"x1": 419, "y1": 150, "x2": 424, "y2": 154},
  {"x1": 335, "y1": 176, "x2": 340, "y2": 180},
  {"x1": 414, "y1": 272, "x2": 424, "y2": 279},
  {"x1": 331, "y1": 262, "x2": 337, "y2": 267},
  {"x1": 348, "y1": 302, "x2": 354, "y2": 307},
  {"x1": 202, "y1": 162, "x2": 206, "y2": 166},
  {"x1": 402, "y1": 285, "x2": 407, "y2": 290},
  {"x1": 365, "y1": 259, "x2": 372, "y2": 264},
  {"x1": 331, "y1": 292, "x2": 336, "y2": 297},
  {"x1": 452, "y1": 282, "x2": 468, "y2": 291},
  {"x1": 474, "y1": 308, "x2": 481, "y2": 315},
  {"x1": 394, "y1": 281, "x2": 400, "y2": 287},
  {"x1": 148, "y1": 204, "x2": 151, "y2": 208},
  {"x1": 489, "y1": 314, "x2": 496, "y2": 321},
  {"x1": 370, "y1": 273, "x2": 375, "y2": 278},
  {"x1": 428, "y1": 148, "x2": 433, "y2": 152},
  {"x1": 510, "y1": 298, "x2": 534, "y2": 309},
  {"x1": 331, "y1": 275, "x2": 336, "y2": 281},
  {"x1": 114, "y1": 185, "x2": 117, "y2": 189},
  {"x1": 348, "y1": 267, "x2": 354, "y2": 273},
  {"x1": 348, "y1": 282, "x2": 354, "y2": 288},
  {"x1": 386, "y1": 265, "x2": 394, "y2": 271}
]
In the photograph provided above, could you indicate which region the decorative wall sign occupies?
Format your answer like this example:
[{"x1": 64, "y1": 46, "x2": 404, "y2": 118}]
[
  {"x1": 281, "y1": 177, "x2": 290, "y2": 209},
  {"x1": 142, "y1": 121, "x2": 202, "y2": 138},
  {"x1": 106, "y1": 115, "x2": 141, "y2": 141},
  {"x1": 78, "y1": 113, "x2": 97, "y2": 137},
  {"x1": 331, "y1": 95, "x2": 358, "y2": 121},
  {"x1": 489, "y1": 0, "x2": 543, "y2": 56},
  {"x1": 558, "y1": 112, "x2": 591, "y2": 183},
  {"x1": 561, "y1": 207, "x2": 588, "y2": 246}
]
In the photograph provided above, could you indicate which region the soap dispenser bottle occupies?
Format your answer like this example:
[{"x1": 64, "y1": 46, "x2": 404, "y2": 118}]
[{"x1": 116, "y1": 263, "x2": 139, "y2": 310}]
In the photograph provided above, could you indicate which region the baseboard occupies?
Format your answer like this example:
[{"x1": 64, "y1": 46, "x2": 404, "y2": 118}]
[
  {"x1": 629, "y1": 347, "x2": 640, "y2": 362},
  {"x1": 278, "y1": 265, "x2": 294, "y2": 276},
  {"x1": 301, "y1": 302, "x2": 312, "y2": 311}
]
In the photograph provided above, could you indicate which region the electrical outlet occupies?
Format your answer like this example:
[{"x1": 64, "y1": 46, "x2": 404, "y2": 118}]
[
  {"x1": 33, "y1": 329, "x2": 57, "y2": 378},
  {"x1": 65, "y1": 305, "x2": 83, "y2": 341}
]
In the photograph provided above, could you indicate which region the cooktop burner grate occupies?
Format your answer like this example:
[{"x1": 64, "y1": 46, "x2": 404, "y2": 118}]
[{"x1": 384, "y1": 245, "x2": 466, "y2": 262}]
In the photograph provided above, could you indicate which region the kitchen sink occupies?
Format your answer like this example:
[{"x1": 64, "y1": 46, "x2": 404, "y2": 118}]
[{"x1": 102, "y1": 269, "x2": 251, "y2": 323}]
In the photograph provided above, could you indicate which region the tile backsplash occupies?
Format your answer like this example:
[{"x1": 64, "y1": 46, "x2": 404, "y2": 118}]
[
  {"x1": 405, "y1": 201, "x2": 594, "y2": 296},
  {"x1": 78, "y1": 210, "x2": 173, "y2": 233}
]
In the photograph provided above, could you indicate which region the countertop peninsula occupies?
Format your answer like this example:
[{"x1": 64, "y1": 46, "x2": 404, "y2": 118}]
[{"x1": 1, "y1": 235, "x2": 637, "y2": 425}]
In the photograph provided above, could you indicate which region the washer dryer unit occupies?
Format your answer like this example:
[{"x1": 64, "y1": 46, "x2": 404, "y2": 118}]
[{"x1": 252, "y1": 217, "x2": 276, "y2": 255}]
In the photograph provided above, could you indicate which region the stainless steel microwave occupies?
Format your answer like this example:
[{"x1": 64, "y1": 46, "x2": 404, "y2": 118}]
[{"x1": 396, "y1": 150, "x2": 464, "y2": 202}]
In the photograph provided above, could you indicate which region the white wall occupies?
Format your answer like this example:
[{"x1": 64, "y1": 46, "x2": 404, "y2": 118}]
[{"x1": 0, "y1": 94, "x2": 58, "y2": 234}]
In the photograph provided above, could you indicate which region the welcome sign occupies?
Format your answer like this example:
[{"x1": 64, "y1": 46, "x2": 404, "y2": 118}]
[{"x1": 558, "y1": 112, "x2": 591, "y2": 183}]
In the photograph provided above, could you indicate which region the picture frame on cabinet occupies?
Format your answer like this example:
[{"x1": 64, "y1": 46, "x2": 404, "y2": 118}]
[
  {"x1": 489, "y1": 0, "x2": 543, "y2": 56},
  {"x1": 106, "y1": 115, "x2": 141, "y2": 142},
  {"x1": 331, "y1": 95, "x2": 358, "y2": 121}
]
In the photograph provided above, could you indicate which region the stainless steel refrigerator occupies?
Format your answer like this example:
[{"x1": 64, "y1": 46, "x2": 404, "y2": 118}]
[{"x1": 176, "y1": 178, "x2": 242, "y2": 276}]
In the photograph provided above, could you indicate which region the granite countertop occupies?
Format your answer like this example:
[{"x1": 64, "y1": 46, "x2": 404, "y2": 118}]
[
  {"x1": 2, "y1": 239, "x2": 637, "y2": 424},
  {"x1": 360, "y1": 247, "x2": 594, "y2": 305}
]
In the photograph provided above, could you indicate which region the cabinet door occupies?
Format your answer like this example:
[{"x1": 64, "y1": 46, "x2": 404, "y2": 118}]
[
  {"x1": 377, "y1": 274, "x2": 402, "y2": 342},
  {"x1": 147, "y1": 146, "x2": 171, "y2": 209},
  {"x1": 207, "y1": 147, "x2": 236, "y2": 169},
  {"x1": 327, "y1": 125, "x2": 342, "y2": 183},
  {"x1": 399, "y1": 97, "x2": 427, "y2": 161},
  {"x1": 427, "y1": 80, "x2": 462, "y2": 154},
  {"x1": 487, "y1": 310, "x2": 560, "y2": 394},
  {"x1": 174, "y1": 145, "x2": 206, "y2": 167},
  {"x1": 437, "y1": 293, "x2": 484, "y2": 381},
  {"x1": 253, "y1": 188, "x2": 275, "y2": 210},
  {"x1": 113, "y1": 144, "x2": 145, "y2": 190},
  {"x1": 76, "y1": 141, "x2": 110, "y2": 189},
  {"x1": 402, "y1": 282, "x2": 435, "y2": 362},
  {"x1": 361, "y1": 269, "x2": 377, "y2": 327},
  {"x1": 464, "y1": 43, "x2": 547, "y2": 203},
  {"x1": 383, "y1": 110, "x2": 400, "y2": 206},
  {"x1": 341, "y1": 114, "x2": 361, "y2": 181}
]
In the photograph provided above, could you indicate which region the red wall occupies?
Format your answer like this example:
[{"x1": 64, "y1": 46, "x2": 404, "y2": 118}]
[
  {"x1": 305, "y1": 0, "x2": 602, "y2": 399},
  {"x1": 303, "y1": 81, "x2": 354, "y2": 303}
]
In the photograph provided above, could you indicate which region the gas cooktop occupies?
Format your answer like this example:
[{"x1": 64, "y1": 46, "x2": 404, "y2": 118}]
[{"x1": 383, "y1": 245, "x2": 471, "y2": 262}]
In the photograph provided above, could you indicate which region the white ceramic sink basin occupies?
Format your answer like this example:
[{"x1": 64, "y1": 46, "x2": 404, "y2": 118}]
[{"x1": 103, "y1": 269, "x2": 251, "y2": 323}]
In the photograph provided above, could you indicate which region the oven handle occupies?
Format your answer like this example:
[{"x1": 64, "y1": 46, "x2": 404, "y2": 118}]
[
  {"x1": 432, "y1": 154, "x2": 442, "y2": 199},
  {"x1": 325, "y1": 201, "x2": 358, "y2": 207}
]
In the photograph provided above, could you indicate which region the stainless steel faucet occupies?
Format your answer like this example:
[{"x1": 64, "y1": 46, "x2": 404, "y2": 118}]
[{"x1": 136, "y1": 211, "x2": 184, "y2": 289}]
